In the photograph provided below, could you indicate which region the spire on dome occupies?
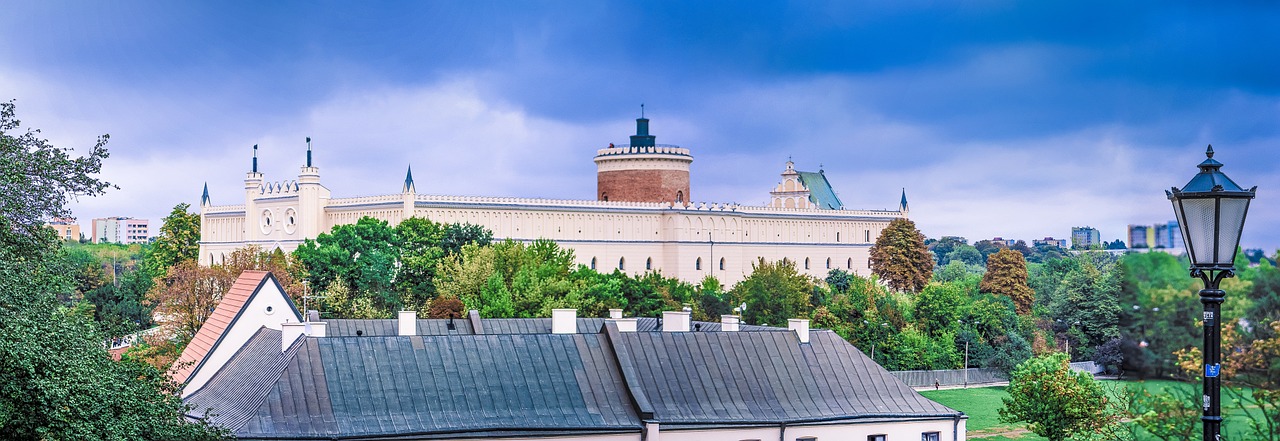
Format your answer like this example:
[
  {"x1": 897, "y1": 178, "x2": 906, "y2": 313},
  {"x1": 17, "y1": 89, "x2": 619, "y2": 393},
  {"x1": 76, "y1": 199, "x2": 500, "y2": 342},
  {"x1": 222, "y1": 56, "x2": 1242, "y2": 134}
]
[
  {"x1": 403, "y1": 165, "x2": 415, "y2": 193},
  {"x1": 201, "y1": 182, "x2": 211, "y2": 206}
]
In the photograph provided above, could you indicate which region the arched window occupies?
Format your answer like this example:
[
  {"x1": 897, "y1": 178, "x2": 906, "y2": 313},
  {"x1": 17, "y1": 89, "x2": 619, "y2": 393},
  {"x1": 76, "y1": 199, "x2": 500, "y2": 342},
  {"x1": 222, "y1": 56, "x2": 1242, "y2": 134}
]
[
  {"x1": 847, "y1": 257, "x2": 853, "y2": 269},
  {"x1": 826, "y1": 257, "x2": 831, "y2": 269},
  {"x1": 676, "y1": 191, "x2": 684, "y2": 203},
  {"x1": 591, "y1": 257, "x2": 597, "y2": 270},
  {"x1": 646, "y1": 257, "x2": 652, "y2": 270},
  {"x1": 619, "y1": 257, "x2": 626, "y2": 270},
  {"x1": 836, "y1": 231, "x2": 840, "y2": 242},
  {"x1": 601, "y1": 192, "x2": 608, "y2": 201},
  {"x1": 696, "y1": 257, "x2": 702, "y2": 270},
  {"x1": 865, "y1": 230, "x2": 871, "y2": 242},
  {"x1": 804, "y1": 257, "x2": 810, "y2": 269},
  {"x1": 719, "y1": 257, "x2": 725, "y2": 270}
]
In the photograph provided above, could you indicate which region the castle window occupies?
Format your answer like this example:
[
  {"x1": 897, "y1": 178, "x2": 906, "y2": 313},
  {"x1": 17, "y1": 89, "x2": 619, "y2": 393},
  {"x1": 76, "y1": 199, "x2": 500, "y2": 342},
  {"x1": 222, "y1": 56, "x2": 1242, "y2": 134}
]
[
  {"x1": 696, "y1": 257, "x2": 702, "y2": 270},
  {"x1": 619, "y1": 257, "x2": 626, "y2": 270},
  {"x1": 836, "y1": 231, "x2": 840, "y2": 242},
  {"x1": 602, "y1": 192, "x2": 608, "y2": 201},
  {"x1": 847, "y1": 258, "x2": 853, "y2": 269},
  {"x1": 591, "y1": 257, "x2": 597, "y2": 270},
  {"x1": 719, "y1": 257, "x2": 725, "y2": 270},
  {"x1": 646, "y1": 257, "x2": 652, "y2": 270},
  {"x1": 865, "y1": 230, "x2": 871, "y2": 242},
  {"x1": 826, "y1": 258, "x2": 831, "y2": 269},
  {"x1": 804, "y1": 258, "x2": 810, "y2": 269},
  {"x1": 676, "y1": 191, "x2": 684, "y2": 203}
]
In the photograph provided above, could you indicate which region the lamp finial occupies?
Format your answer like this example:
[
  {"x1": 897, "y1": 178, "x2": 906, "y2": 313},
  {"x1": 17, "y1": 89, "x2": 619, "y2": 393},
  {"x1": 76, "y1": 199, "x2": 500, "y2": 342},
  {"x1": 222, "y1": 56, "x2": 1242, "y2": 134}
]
[{"x1": 1206, "y1": 144, "x2": 1214, "y2": 159}]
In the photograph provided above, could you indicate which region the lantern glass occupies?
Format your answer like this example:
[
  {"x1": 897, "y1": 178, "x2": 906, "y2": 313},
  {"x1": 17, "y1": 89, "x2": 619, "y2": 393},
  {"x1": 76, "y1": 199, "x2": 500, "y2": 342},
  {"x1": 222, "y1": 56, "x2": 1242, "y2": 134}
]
[{"x1": 1215, "y1": 197, "x2": 1250, "y2": 265}]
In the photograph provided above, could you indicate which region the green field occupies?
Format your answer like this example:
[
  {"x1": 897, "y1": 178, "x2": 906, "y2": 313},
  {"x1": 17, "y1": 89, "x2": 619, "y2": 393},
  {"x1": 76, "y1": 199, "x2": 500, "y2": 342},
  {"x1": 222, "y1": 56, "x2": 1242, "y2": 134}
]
[{"x1": 920, "y1": 380, "x2": 1267, "y2": 440}]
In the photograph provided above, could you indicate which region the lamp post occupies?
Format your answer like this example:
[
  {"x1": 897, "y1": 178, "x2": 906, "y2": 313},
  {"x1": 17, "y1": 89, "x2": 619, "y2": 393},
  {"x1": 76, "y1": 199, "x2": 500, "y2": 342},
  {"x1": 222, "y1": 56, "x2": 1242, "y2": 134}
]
[{"x1": 1167, "y1": 145, "x2": 1256, "y2": 441}]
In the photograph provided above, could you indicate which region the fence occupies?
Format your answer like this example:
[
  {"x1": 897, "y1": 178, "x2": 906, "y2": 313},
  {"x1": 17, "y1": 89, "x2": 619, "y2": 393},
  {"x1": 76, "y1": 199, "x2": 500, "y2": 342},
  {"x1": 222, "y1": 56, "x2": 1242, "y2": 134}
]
[{"x1": 890, "y1": 361, "x2": 1103, "y2": 388}]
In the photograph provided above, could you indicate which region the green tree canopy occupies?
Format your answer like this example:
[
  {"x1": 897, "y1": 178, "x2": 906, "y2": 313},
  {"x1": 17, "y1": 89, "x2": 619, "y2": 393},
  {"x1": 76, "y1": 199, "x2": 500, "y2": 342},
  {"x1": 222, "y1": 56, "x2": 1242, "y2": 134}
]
[
  {"x1": 980, "y1": 249, "x2": 1035, "y2": 315},
  {"x1": 870, "y1": 218, "x2": 932, "y2": 293},
  {"x1": 147, "y1": 203, "x2": 201, "y2": 276},
  {"x1": 999, "y1": 353, "x2": 1113, "y2": 441},
  {"x1": 732, "y1": 258, "x2": 814, "y2": 326}
]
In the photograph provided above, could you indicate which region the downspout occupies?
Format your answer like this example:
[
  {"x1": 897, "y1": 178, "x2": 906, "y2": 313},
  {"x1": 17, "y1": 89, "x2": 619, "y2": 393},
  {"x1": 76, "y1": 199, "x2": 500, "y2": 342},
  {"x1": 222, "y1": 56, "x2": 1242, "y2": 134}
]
[
  {"x1": 953, "y1": 413, "x2": 961, "y2": 441},
  {"x1": 779, "y1": 422, "x2": 785, "y2": 441}
]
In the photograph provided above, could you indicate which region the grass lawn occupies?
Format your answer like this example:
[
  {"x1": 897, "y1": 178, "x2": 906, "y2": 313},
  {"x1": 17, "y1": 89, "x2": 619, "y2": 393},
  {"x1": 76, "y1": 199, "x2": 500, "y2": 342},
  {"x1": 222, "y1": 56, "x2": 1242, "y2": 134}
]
[{"x1": 920, "y1": 380, "x2": 1268, "y2": 440}]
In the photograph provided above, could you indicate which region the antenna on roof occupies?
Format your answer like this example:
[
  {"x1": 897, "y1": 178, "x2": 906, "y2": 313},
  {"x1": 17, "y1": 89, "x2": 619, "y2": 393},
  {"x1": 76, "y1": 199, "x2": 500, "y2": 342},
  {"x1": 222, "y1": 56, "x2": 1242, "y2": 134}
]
[{"x1": 640, "y1": 103, "x2": 645, "y2": 118}]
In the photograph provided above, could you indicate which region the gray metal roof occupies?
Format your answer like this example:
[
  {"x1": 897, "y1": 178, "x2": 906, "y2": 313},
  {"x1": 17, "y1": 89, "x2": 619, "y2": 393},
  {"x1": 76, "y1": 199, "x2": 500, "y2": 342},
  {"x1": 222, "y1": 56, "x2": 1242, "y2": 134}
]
[
  {"x1": 188, "y1": 321, "x2": 961, "y2": 439},
  {"x1": 609, "y1": 328, "x2": 958, "y2": 426}
]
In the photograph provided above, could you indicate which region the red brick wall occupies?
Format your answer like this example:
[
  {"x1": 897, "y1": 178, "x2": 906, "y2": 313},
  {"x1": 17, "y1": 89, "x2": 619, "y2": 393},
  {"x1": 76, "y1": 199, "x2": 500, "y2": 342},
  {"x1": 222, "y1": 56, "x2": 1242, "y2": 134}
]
[{"x1": 598, "y1": 169, "x2": 690, "y2": 205}]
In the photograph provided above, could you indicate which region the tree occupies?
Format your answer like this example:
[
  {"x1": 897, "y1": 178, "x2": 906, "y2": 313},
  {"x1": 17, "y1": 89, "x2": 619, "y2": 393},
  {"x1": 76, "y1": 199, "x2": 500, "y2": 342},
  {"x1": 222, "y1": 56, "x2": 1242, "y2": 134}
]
[
  {"x1": 915, "y1": 282, "x2": 966, "y2": 337},
  {"x1": 0, "y1": 100, "x2": 222, "y2": 439},
  {"x1": 945, "y1": 245, "x2": 984, "y2": 267},
  {"x1": 147, "y1": 203, "x2": 201, "y2": 276},
  {"x1": 870, "y1": 218, "x2": 933, "y2": 293},
  {"x1": 928, "y1": 236, "x2": 967, "y2": 266},
  {"x1": 147, "y1": 260, "x2": 228, "y2": 342},
  {"x1": 294, "y1": 216, "x2": 399, "y2": 314},
  {"x1": 732, "y1": 258, "x2": 814, "y2": 326},
  {"x1": 980, "y1": 249, "x2": 1035, "y2": 315},
  {"x1": 999, "y1": 353, "x2": 1114, "y2": 441}
]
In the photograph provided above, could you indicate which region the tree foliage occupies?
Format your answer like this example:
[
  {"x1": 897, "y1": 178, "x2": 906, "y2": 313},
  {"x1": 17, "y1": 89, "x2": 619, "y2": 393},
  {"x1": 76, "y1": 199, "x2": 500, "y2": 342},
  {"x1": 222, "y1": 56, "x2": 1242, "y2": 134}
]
[
  {"x1": 0, "y1": 100, "x2": 222, "y2": 439},
  {"x1": 732, "y1": 258, "x2": 814, "y2": 326},
  {"x1": 147, "y1": 203, "x2": 200, "y2": 276},
  {"x1": 981, "y1": 249, "x2": 1035, "y2": 315},
  {"x1": 1000, "y1": 353, "x2": 1114, "y2": 441},
  {"x1": 870, "y1": 218, "x2": 932, "y2": 293}
]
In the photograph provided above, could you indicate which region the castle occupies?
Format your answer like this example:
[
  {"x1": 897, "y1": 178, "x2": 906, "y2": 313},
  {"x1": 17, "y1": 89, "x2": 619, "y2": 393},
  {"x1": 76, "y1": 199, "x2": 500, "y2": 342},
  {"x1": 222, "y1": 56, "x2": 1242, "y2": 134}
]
[{"x1": 198, "y1": 116, "x2": 907, "y2": 284}]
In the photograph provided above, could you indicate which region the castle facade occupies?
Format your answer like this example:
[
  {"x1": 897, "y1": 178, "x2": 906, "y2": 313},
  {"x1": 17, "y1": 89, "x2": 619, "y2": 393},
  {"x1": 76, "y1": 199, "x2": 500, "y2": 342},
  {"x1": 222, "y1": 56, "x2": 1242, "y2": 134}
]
[{"x1": 198, "y1": 117, "x2": 907, "y2": 284}]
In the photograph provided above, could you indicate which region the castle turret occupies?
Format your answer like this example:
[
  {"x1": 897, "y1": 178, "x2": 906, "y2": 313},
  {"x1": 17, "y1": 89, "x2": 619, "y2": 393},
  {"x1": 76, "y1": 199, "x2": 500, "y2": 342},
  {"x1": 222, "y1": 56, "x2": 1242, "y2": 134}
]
[
  {"x1": 401, "y1": 165, "x2": 415, "y2": 222},
  {"x1": 594, "y1": 113, "x2": 693, "y2": 205},
  {"x1": 296, "y1": 138, "x2": 329, "y2": 238},
  {"x1": 245, "y1": 145, "x2": 264, "y2": 241},
  {"x1": 900, "y1": 188, "x2": 909, "y2": 216}
]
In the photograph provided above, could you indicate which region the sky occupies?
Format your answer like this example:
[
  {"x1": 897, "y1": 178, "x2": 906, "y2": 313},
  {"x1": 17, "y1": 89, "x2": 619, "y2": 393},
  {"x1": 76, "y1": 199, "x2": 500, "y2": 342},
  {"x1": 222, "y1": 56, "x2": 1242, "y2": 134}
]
[{"x1": 3, "y1": 1, "x2": 1279, "y2": 250}]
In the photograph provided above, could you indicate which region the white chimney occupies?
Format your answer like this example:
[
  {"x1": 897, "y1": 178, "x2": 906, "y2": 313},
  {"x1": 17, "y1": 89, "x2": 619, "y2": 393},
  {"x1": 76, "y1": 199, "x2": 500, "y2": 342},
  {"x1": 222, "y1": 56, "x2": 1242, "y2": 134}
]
[
  {"x1": 662, "y1": 310, "x2": 690, "y2": 332},
  {"x1": 552, "y1": 308, "x2": 577, "y2": 334},
  {"x1": 613, "y1": 317, "x2": 638, "y2": 332},
  {"x1": 305, "y1": 321, "x2": 327, "y2": 338},
  {"x1": 398, "y1": 310, "x2": 417, "y2": 336},
  {"x1": 788, "y1": 318, "x2": 811, "y2": 343},
  {"x1": 281, "y1": 322, "x2": 306, "y2": 352},
  {"x1": 609, "y1": 308, "x2": 623, "y2": 319},
  {"x1": 721, "y1": 315, "x2": 741, "y2": 332}
]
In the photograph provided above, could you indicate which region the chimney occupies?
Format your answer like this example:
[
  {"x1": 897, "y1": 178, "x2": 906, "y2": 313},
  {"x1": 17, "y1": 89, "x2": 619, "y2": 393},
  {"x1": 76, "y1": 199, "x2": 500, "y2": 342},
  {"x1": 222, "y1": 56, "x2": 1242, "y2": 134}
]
[
  {"x1": 304, "y1": 321, "x2": 327, "y2": 338},
  {"x1": 398, "y1": 310, "x2": 417, "y2": 336},
  {"x1": 662, "y1": 310, "x2": 690, "y2": 332},
  {"x1": 609, "y1": 308, "x2": 623, "y2": 319},
  {"x1": 788, "y1": 319, "x2": 811, "y2": 343},
  {"x1": 721, "y1": 315, "x2": 741, "y2": 332},
  {"x1": 552, "y1": 309, "x2": 577, "y2": 334},
  {"x1": 282, "y1": 322, "x2": 306, "y2": 352},
  {"x1": 614, "y1": 318, "x2": 638, "y2": 332}
]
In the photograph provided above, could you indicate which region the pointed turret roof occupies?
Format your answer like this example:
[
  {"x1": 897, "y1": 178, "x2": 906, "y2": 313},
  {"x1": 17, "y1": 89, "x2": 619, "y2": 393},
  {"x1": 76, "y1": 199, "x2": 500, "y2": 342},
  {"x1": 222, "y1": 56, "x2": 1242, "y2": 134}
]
[
  {"x1": 201, "y1": 182, "x2": 210, "y2": 206},
  {"x1": 900, "y1": 188, "x2": 909, "y2": 213},
  {"x1": 403, "y1": 165, "x2": 415, "y2": 193}
]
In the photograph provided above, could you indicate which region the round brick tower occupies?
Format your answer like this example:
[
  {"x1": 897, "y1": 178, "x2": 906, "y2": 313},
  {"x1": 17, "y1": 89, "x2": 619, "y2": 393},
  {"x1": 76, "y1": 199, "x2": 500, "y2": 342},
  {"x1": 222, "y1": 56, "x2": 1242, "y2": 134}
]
[{"x1": 595, "y1": 116, "x2": 693, "y2": 205}]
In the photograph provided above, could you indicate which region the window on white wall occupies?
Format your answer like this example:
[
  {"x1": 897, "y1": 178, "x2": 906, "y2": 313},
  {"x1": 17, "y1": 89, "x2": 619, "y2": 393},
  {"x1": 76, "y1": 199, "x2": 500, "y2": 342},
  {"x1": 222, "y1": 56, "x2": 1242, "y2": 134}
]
[
  {"x1": 804, "y1": 257, "x2": 810, "y2": 269},
  {"x1": 591, "y1": 257, "x2": 597, "y2": 270},
  {"x1": 826, "y1": 257, "x2": 831, "y2": 269},
  {"x1": 696, "y1": 257, "x2": 702, "y2": 270},
  {"x1": 868, "y1": 435, "x2": 886, "y2": 441},
  {"x1": 646, "y1": 257, "x2": 652, "y2": 270},
  {"x1": 719, "y1": 257, "x2": 725, "y2": 270},
  {"x1": 847, "y1": 257, "x2": 853, "y2": 269},
  {"x1": 922, "y1": 432, "x2": 941, "y2": 441},
  {"x1": 619, "y1": 257, "x2": 625, "y2": 270}
]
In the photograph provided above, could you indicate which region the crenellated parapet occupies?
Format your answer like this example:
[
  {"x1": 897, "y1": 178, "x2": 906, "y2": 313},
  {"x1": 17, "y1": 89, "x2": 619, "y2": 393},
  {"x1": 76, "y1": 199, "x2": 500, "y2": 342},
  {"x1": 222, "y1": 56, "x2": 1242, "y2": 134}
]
[
  {"x1": 259, "y1": 180, "x2": 300, "y2": 195},
  {"x1": 594, "y1": 144, "x2": 692, "y2": 157}
]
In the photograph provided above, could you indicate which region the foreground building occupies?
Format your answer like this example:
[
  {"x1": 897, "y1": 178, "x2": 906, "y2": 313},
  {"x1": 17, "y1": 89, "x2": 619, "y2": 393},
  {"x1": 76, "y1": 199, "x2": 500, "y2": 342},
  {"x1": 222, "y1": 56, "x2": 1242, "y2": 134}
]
[
  {"x1": 176, "y1": 271, "x2": 967, "y2": 440},
  {"x1": 198, "y1": 117, "x2": 907, "y2": 284}
]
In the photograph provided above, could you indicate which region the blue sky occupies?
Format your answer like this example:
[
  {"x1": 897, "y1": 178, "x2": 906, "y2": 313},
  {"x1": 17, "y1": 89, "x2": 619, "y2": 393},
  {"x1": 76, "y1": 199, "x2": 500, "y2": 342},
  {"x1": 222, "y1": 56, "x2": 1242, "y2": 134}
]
[{"x1": 4, "y1": 1, "x2": 1279, "y2": 249}]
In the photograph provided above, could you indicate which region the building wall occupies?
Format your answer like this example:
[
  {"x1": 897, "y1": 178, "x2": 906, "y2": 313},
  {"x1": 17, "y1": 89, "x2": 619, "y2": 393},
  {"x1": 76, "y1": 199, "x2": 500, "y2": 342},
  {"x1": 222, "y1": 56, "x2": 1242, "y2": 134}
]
[
  {"x1": 598, "y1": 169, "x2": 690, "y2": 204},
  {"x1": 182, "y1": 280, "x2": 301, "y2": 396},
  {"x1": 657, "y1": 418, "x2": 965, "y2": 441},
  {"x1": 46, "y1": 222, "x2": 80, "y2": 241},
  {"x1": 201, "y1": 182, "x2": 900, "y2": 284}
]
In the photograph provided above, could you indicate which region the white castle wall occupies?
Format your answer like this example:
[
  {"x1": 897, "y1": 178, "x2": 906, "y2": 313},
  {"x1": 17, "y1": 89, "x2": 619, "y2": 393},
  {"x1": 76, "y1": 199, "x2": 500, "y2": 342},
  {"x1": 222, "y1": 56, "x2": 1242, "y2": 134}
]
[{"x1": 200, "y1": 168, "x2": 904, "y2": 285}]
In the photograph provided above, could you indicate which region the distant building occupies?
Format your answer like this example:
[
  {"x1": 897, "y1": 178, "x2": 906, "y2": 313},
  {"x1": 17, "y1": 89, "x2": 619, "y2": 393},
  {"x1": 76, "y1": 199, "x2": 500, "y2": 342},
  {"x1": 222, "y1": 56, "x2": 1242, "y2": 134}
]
[
  {"x1": 92, "y1": 217, "x2": 149, "y2": 244},
  {"x1": 1032, "y1": 237, "x2": 1068, "y2": 248},
  {"x1": 1127, "y1": 225, "x2": 1150, "y2": 248},
  {"x1": 1153, "y1": 221, "x2": 1183, "y2": 250},
  {"x1": 990, "y1": 237, "x2": 1017, "y2": 247},
  {"x1": 44, "y1": 217, "x2": 80, "y2": 242},
  {"x1": 1071, "y1": 226, "x2": 1101, "y2": 249}
]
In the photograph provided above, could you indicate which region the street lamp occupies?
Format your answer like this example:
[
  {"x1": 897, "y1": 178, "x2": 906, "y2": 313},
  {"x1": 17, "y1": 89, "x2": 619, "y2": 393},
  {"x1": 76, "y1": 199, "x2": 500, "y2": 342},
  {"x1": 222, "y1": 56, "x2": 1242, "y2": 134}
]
[{"x1": 1167, "y1": 145, "x2": 1256, "y2": 441}]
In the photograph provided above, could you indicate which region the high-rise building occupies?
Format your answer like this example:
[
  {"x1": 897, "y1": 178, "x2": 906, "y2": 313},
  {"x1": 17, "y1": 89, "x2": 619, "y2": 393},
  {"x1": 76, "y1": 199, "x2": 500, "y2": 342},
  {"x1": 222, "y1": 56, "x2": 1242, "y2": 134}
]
[
  {"x1": 44, "y1": 217, "x2": 80, "y2": 242},
  {"x1": 92, "y1": 217, "x2": 150, "y2": 244},
  {"x1": 1154, "y1": 220, "x2": 1183, "y2": 250},
  {"x1": 1071, "y1": 226, "x2": 1101, "y2": 249},
  {"x1": 1128, "y1": 225, "x2": 1150, "y2": 248}
]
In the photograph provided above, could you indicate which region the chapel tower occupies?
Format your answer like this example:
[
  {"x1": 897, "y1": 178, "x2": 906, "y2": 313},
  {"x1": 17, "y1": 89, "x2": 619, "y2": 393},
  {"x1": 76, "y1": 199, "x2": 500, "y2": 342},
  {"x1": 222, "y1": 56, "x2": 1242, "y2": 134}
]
[{"x1": 594, "y1": 113, "x2": 693, "y2": 205}]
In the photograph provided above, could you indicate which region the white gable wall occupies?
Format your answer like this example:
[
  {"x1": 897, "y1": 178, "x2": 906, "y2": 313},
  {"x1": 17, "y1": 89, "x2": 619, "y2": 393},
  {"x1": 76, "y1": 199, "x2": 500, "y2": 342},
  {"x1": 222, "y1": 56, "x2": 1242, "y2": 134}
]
[{"x1": 181, "y1": 279, "x2": 301, "y2": 397}]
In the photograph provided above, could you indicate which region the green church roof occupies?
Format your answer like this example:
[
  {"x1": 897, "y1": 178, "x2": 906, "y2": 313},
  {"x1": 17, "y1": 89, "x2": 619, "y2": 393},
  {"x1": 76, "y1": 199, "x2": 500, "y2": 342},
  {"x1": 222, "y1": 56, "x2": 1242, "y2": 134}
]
[{"x1": 795, "y1": 171, "x2": 844, "y2": 210}]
